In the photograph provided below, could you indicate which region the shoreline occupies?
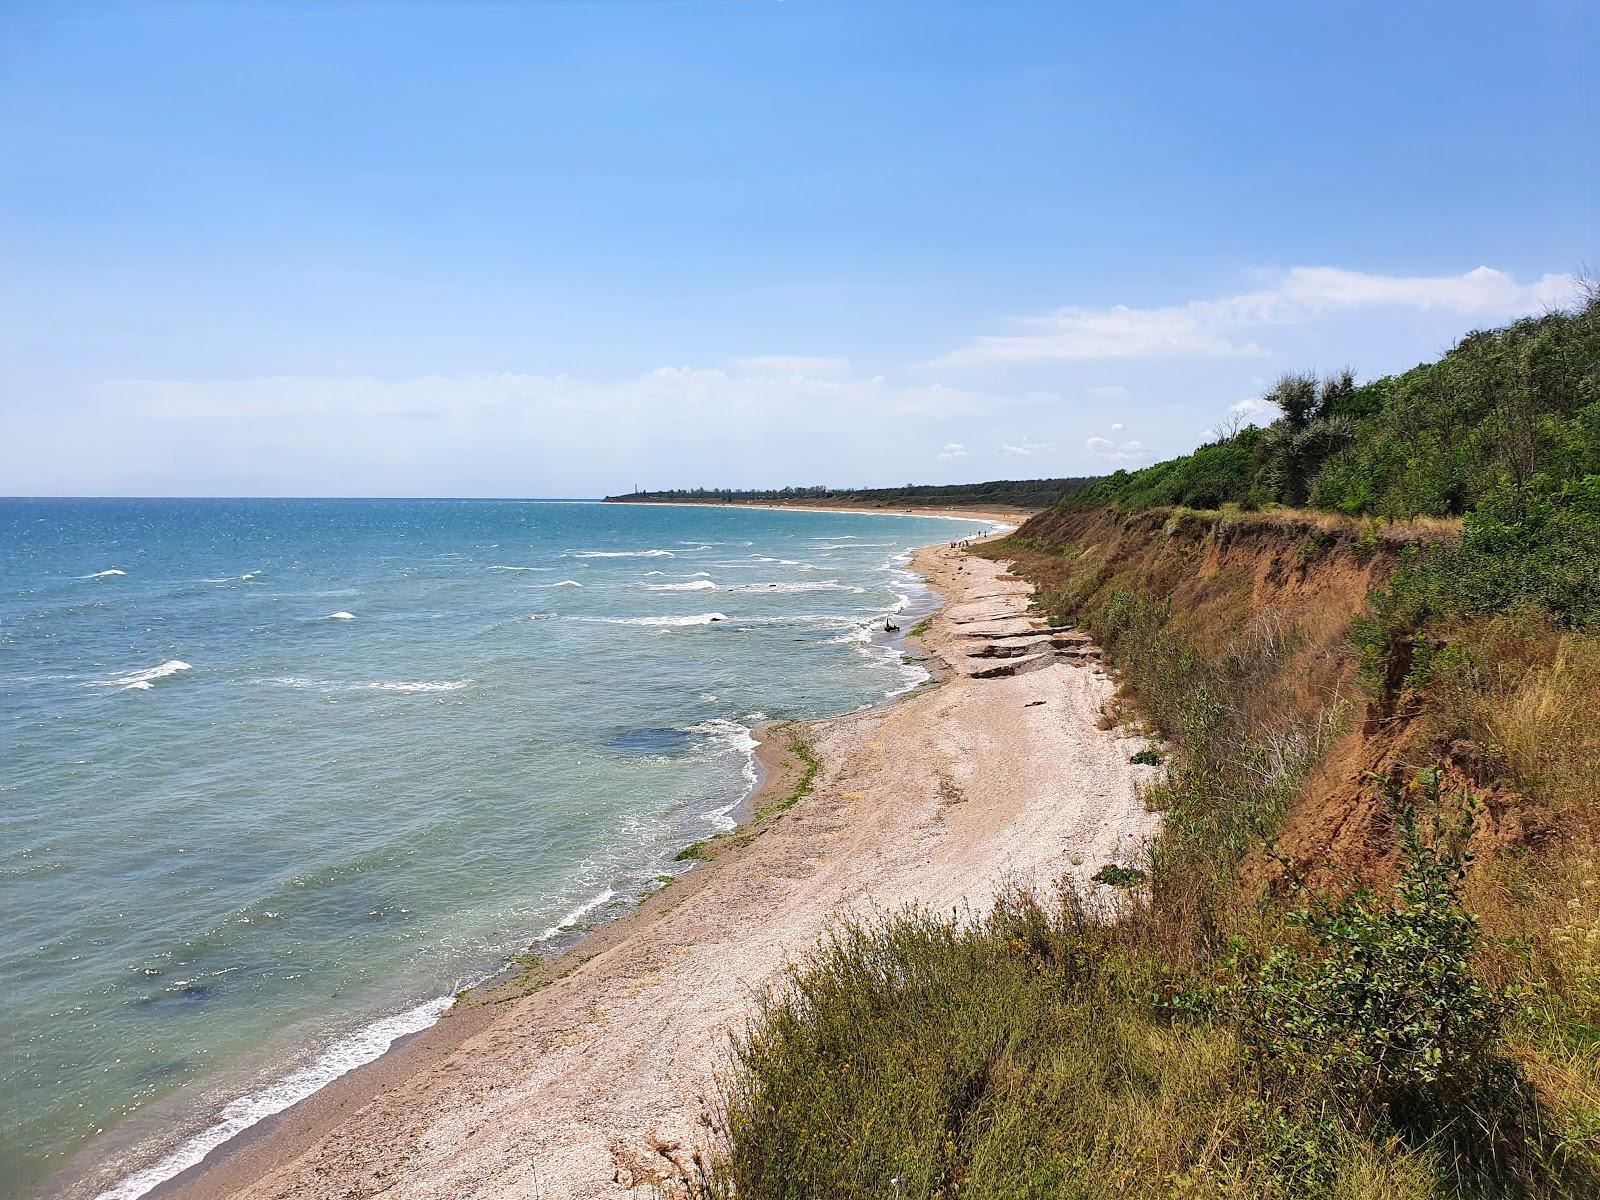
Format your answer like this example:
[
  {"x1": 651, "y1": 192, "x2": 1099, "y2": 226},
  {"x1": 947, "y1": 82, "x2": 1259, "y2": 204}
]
[
  {"x1": 62, "y1": 505, "x2": 1009, "y2": 1200},
  {"x1": 132, "y1": 527, "x2": 1155, "y2": 1199},
  {"x1": 604, "y1": 497, "x2": 1033, "y2": 526}
]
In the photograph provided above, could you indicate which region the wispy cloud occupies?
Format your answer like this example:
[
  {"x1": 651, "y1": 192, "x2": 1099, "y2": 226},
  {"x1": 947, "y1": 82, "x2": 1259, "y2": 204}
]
[
  {"x1": 1229, "y1": 396, "x2": 1274, "y2": 422},
  {"x1": 1002, "y1": 437, "x2": 1055, "y2": 457},
  {"x1": 934, "y1": 266, "x2": 1582, "y2": 365},
  {"x1": 1086, "y1": 435, "x2": 1151, "y2": 464},
  {"x1": 937, "y1": 442, "x2": 970, "y2": 459}
]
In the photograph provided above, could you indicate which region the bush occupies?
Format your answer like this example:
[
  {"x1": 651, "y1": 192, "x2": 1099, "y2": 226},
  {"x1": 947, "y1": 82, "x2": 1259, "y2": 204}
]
[
  {"x1": 1091, "y1": 863, "x2": 1147, "y2": 888},
  {"x1": 1244, "y1": 773, "x2": 1505, "y2": 1122}
]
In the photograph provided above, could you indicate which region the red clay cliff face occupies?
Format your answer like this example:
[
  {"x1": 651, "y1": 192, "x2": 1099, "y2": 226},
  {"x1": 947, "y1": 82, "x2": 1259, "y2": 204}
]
[{"x1": 1002, "y1": 506, "x2": 1538, "y2": 895}]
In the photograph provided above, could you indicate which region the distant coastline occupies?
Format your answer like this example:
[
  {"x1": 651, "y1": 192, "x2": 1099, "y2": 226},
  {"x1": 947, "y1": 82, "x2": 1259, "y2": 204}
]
[{"x1": 606, "y1": 494, "x2": 1038, "y2": 526}]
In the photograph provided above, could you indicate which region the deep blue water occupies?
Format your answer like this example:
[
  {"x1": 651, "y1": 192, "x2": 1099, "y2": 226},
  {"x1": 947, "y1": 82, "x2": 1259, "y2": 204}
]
[{"x1": 0, "y1": 498, "x2": 994, "y2": 1199}]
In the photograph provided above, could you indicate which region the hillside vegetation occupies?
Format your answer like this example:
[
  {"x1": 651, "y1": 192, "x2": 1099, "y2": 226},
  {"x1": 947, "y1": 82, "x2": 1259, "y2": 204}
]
[
  {"x1": 704, "y1": 297, "x2": 1600, "y2": 1198},
  {"x1": 604, "y1": 478, "x2": 1095, "y2": 510}
]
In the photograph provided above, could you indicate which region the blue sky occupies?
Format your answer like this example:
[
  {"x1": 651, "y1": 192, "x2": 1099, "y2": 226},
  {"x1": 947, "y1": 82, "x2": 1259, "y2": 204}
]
[{"x1": 1, "y1": 0, "x2": 1593, "y2": 496}]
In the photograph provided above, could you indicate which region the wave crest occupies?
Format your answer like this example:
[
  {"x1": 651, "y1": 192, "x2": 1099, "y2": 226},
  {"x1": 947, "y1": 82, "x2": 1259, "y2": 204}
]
[{"x1": 95, "y1": 660, "x2": 192, "y2": 691}]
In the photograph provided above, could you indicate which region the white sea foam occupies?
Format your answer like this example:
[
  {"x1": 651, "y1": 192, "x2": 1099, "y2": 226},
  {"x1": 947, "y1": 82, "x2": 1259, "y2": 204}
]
[
  {"x1": 487, "y1": 565, "x2": 553, "y2": 572},
  {"x1": 568, "y1": 549, "x2": 675, "y2": 558},
  {"x1": 590, "y1": 612, "x2": 729, "y2": 627},
  {"x1": 271, "y1": 677, "x2": 468, "y2": 694},
  {"x1": 728, "y1": 581, "x2": 864, "y2": 594},
  {"x1": 95, "y1": 660, "x2": 192, "y2": 691},
  {"x1": 324, "y1": 611, "x2": 356, "y2": 620},
  {"x1": 92, "y1": 994, "x2": 454, "y2": 1200},
  {"x1": 687, "y1": 718, "x2": 761, "y2": 823},
  {"x1": 535, "y1": 888, "x2": 618, "y2": 942},
  {"x1": 530, "y1": 580, "x2": 583, "y2": 588},
  {"x1": 644, "y1": 579, "x2": 717, "y2": 591},
  {"x1": 84, "y1": 568, "x2": 126, "y2": 578}
]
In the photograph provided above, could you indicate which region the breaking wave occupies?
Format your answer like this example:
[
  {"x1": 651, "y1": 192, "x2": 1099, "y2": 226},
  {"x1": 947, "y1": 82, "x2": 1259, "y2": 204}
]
[
  {"x1": 568, "y1": 549, "x2": 675, "y2": 558},
  {"x1": 589, "y1": 612, "x2": 729, "y2": 627},
  {"x1": 94, "y1": 660, "x2": 193, "y2": 692},
  {"x1": 643, "y1": 579, "x2": 717, "y2": 591}
]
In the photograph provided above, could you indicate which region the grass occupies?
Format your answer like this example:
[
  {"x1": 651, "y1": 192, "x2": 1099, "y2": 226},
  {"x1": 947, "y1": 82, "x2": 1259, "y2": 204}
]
[
  {"x1": 908, "y1": 615, "x2": 934, "y2": 639},
  {"x1": 701, "y1": 502, "x2": 1600, "y2": 1198}
]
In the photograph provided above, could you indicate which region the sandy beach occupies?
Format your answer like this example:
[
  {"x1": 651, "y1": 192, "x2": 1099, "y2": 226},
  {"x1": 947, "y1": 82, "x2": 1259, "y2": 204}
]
[{"x1": 145, "y1": 532, "x2": 1159, "y2": 1200}]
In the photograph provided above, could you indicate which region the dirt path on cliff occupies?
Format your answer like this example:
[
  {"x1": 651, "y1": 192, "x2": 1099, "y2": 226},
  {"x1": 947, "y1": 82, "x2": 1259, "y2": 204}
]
[{"x1": 158, "y1": 546, "x2": 1159, "y2": 1200}]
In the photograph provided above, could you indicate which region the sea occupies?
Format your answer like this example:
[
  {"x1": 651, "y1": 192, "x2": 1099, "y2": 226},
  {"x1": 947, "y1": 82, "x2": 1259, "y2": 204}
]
[{"x1": 0, "y1": 498, "x2": 997, "y2": 1200}]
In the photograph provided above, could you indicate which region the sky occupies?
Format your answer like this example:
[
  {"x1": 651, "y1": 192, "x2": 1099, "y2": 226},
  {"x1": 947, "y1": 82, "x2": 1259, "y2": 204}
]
[{"x1": 1, "y1": 0, "x2": 1594, "y2": 497}]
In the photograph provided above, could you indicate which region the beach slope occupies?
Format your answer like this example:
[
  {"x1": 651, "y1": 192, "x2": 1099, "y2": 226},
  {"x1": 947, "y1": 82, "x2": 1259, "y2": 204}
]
[{"x1": 167, "y1": 543, "x2": 1158, "y2": 1200}]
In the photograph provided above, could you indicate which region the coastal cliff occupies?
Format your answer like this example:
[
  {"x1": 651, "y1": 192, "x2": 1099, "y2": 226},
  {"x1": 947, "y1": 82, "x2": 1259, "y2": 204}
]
[{"x1": 710, "y1": 300, "x2": 1600, "y2": 1198}]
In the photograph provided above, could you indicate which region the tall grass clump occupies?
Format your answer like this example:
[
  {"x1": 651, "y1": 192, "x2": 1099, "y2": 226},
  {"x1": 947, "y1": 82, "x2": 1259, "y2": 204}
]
[
  {"x1": 1088, "y1": 588, "x2": 1341, "y2": 945},
  {"x1": 712, "y1": 785, "x2": 1590, "y2": 1199}
]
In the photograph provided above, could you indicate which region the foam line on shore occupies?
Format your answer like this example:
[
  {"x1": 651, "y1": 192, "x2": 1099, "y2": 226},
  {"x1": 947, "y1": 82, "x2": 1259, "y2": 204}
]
[{"x1": 93, "y1": 995, "x2": 457, "y2": 1200}]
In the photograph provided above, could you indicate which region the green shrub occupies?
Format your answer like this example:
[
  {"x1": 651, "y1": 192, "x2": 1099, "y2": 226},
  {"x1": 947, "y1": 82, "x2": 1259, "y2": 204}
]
[
  {"x1": 1091, "y1": 863, "x2": 1147, "y2": 888},
  {"x1": 1243, "y1": 775, "x2": 1505, "y2": 1121},
  {"x1": 1061, "y1": 292, "x2": 1599, "y2": 520}
]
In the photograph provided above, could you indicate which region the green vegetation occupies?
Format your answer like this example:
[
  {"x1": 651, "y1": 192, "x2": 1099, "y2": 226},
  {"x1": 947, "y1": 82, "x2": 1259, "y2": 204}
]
[
  {"x1": 908, "y1": 615, "x2": 934, "y2": 639},
  {"x1": 1129, "y1": 747, "x2": 1164, "y2": 766},
  {"x1": 1090, "y1": 863, "x2": 1146, "y2": 888},
  {"x1": 1236, "y1": 783, "x2": 1542, "y2": 1193},
  {"x1": 675, "y1": 837, "x2": 719, "y2": 862},
  {"x1": 1064, "y1": 292, "x2": 1599, "y2": 526},
  {"x1": 765, "y1": 738, "x2": 821, "y2": 815},
  {"x1": 603, "y1": 478, "x2": 1096, "y2": 510},
  {"x1": 703, "y1": 294, "x2": 1600, "y2": 1198}
]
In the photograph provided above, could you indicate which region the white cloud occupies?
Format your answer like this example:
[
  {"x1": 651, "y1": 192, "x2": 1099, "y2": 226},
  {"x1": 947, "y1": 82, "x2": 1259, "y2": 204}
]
[
  {"x1": 734, "y1": 355, "x2": 851, "y2": 375},
  {"x1": 1229, "y1": 397, "x2": 1273, "y2": 421},
  {"x1": 1086, "y1": 435, "x2": 1151, "y2": 464},
  {"x1": 937, "y1": 442, "x2": 970, "y2": 459},
  {"x1": 1001, "y1": 437, "x2": 1056, "y2": 457},
  {"x1": 1109, "y1": 421, "x2": 1125, "y2": 431},
  {"x1": 935, "y1": 266, "x2": 1582, "y2": 365}
]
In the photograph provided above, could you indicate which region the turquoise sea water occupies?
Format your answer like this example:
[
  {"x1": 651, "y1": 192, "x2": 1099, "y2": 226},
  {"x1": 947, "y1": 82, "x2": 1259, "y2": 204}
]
[{"x1": 0, "y1": 499, "x2": 994, "y2": 1199}]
